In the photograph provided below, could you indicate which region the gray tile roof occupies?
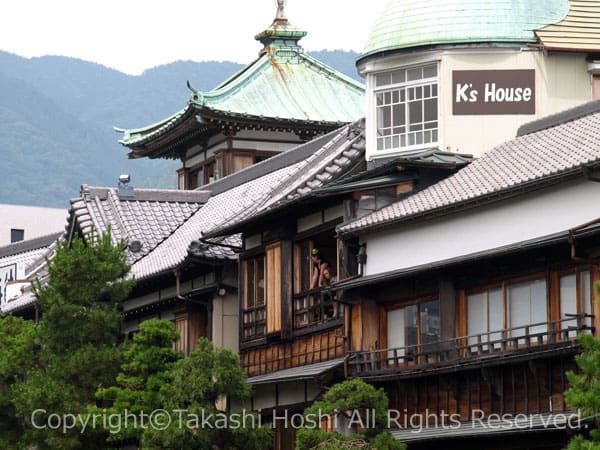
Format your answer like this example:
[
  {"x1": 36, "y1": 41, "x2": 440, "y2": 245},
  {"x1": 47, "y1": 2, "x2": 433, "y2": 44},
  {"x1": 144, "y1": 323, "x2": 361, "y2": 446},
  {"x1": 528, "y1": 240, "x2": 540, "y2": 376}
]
[
  {"x1": 132, "y1": 159, "x2": 309, "y2": 279},
  {"x1": 133, "y1": 120, "x2": 367, "y2": 280},
  {"x1": 202, "y1": 120, "x2": 366, "y2": 238},
  {"x1": 339, "y1": 101, "x2": 600, "y2": 236},
  {"x1": 0, "y1": 232, "x2": 62, "y2": 260},
  {"x1": 246, "y1": 357, "x2": 345, "y2": 385},
  {"x1": 388, "y1": 412, "x2": 580, "y2": 443},
  {"x1": 68, "y1": 186, "x2": 209, "y2": 265}
]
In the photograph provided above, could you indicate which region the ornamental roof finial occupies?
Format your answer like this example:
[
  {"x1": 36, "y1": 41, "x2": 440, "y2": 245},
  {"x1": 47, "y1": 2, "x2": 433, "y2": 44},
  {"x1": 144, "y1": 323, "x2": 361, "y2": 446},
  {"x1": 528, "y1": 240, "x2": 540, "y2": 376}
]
[{"x1": 275, "y1": 0, "x2": 287, "y2": 22}]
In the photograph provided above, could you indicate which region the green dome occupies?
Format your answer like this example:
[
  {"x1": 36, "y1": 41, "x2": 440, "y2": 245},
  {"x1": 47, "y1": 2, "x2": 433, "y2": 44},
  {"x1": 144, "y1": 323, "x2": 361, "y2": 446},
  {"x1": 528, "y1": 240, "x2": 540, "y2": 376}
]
[{"x1": 360, "y1": 0, "x2": 569, "y2": 62}]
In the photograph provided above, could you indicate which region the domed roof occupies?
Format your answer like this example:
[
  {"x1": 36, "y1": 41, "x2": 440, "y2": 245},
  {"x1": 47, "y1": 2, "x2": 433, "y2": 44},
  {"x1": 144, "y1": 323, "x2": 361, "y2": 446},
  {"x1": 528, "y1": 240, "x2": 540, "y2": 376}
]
[{"x1": 359, "y1": 0, "x2": 569, "y2": 62}]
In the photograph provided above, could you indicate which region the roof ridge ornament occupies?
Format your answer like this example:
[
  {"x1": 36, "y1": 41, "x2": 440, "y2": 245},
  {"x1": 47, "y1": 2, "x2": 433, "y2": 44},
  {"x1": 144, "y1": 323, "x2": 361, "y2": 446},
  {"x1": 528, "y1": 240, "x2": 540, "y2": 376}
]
[
  {"x1": 275, "y1": 0, "x2": 287, "y2": 23},
  {"x1": 256, "y1": 0, "x2": 307, "y2": 57}
]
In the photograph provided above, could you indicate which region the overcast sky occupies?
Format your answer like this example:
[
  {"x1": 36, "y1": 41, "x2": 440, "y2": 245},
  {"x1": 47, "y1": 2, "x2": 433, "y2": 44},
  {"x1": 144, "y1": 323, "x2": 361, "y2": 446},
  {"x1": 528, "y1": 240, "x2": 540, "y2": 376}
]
[{"x1": 0, "y1": 0, "x2": 389, "y2": 75}]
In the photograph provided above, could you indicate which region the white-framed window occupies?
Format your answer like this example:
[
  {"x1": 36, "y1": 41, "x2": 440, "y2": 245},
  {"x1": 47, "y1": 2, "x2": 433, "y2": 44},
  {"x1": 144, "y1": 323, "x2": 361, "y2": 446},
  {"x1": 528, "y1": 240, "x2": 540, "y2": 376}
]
[{"x1": 374, "y1": 63, "x2": 438, "y2": 152}]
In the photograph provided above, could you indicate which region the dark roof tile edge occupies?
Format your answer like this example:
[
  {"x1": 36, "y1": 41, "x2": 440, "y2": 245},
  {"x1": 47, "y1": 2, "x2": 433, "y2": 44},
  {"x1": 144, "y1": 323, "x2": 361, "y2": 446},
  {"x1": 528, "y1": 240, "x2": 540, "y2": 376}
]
[
  {"x1": 517, "y1": 100, "x2": 600, "y2": 137},
  {"x1": 337, "y1": 165, "x2": 591, "y2": 237},
  {"x1": 81, "y1": 186, "x2": 210, "y2": 203},
  {"x1": 0, "y1": 232, "x2": 63, "y2": 259}
]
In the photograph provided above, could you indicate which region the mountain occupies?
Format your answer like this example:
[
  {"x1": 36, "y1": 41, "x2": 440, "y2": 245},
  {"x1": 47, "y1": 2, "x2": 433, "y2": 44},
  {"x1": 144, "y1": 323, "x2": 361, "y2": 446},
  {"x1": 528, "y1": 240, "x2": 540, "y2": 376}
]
[{"x1": 0, "y1": 50, "x2": 361, "y2": 207}]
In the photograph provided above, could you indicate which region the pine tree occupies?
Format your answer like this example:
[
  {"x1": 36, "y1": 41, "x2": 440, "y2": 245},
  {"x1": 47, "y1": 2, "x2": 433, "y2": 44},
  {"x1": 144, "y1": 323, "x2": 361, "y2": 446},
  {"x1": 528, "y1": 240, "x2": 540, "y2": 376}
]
[
  {"x1": 141, "y1": 337, "x2": 273, "y2": 449},
  {"x1": 11, "y1": 232, "x2": 134, "y2": 449},
  {"x1": 95, "y1": 318, "x2": 182, "y2": 443},
  {"x1": 564, "y1": 282, "x2": 600, "y2": 449},
  {"x1": 296, "y1": 378, "x2": 406, "y2": 450},
  {"x1": 0, "y1": 315, "x2": 37, "y2": 449}
]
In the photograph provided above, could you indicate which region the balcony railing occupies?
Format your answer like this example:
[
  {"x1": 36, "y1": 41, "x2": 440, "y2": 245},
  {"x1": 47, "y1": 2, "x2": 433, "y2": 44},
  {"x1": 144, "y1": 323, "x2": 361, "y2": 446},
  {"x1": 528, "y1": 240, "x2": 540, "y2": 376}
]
[
  {"x1": 294, "y1": 287, "x2": 343, "y2": 328},
  {"x1": 347, "y1": 314, "x2": 593, "y2": 378}
]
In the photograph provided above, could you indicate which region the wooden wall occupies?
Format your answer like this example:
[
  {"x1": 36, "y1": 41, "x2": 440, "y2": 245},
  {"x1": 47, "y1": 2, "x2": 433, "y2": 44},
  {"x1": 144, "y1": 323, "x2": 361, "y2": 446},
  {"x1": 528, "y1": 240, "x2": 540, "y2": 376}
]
[
  {"x1": 380, "y1": 356, "x2": 576, "y2": 424},
  {"x1": 242, "y1": 327, "x2": 344, "y2": 377}
]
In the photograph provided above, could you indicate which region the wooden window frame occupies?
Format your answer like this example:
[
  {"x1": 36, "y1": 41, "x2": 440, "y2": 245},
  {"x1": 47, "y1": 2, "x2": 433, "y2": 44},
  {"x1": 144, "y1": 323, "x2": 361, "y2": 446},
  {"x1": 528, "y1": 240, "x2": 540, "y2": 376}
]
[
  {"x1": 242, "y1": 255, "x2": 266, "y2": 341},
  {"x1": 462, "y1": 268, "x2": 593, "y2": 350}
]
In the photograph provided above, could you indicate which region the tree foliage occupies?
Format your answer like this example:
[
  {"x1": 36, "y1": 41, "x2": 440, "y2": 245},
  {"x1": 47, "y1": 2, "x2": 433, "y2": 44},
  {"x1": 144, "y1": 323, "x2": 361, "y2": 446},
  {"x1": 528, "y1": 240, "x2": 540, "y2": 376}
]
[
  {"x1": 10, "y1": 232, "x2": 134, "y2": 449},
  {"x1": 141, "y1": 337, "x2": 272, "y2": 449},
  {"x1": 564, "y1": 282, "x2": 600, "y2": 449},
  {"x1": 297, "y1": 379, "x2": 406, "y2": 450},
  {"x1": 0, "y1": 315, "x2": 38, "y2": 449},
  {"x1": 95, "y1": 318, "x2": 182, "y2": 442}
]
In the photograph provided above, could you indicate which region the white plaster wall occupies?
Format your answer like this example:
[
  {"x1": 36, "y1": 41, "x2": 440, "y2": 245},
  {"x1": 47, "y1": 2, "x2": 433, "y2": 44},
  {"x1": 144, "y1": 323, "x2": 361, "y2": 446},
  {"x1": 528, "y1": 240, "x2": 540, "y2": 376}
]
[
  {"x1": 212, "y1": 292, "x2": 239, "y2": 353},
  {"x1": 362, "y1": 48, "x2": 591, "y2": 161},
  {"x1": 364, "y1": 179, "x2": 600, "y2": 276},
  {"x1": 0, "y1": 204, "x2": 66, "y2": 246},
  {"x1": 440, "y1": 50, "x2": 590, "y2": 156}
]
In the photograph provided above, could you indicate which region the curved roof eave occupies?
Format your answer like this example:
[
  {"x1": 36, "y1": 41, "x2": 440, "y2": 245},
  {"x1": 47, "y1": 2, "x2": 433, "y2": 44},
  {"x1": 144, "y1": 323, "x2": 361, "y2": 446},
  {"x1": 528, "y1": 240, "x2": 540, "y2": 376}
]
[{"x1": 357, "y1": 39, "x2": 537, "y2": 65}]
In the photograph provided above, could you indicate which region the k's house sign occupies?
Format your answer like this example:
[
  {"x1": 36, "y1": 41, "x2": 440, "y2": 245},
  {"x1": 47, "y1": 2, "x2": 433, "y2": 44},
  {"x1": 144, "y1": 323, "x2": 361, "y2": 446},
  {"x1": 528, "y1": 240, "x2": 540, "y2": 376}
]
[{"x1": 453, "y1": 70, "x2": 535, "y2": 115}]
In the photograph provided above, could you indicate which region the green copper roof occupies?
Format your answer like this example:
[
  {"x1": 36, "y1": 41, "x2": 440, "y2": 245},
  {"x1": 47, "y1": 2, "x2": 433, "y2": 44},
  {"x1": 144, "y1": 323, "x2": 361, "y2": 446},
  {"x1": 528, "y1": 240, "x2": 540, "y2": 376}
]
[
  {"x1": 360, "y1": 0, "x2": 570, "y2": 62},
  {"x1": 189, "y1": 53, "x2": 363, "y2": 121},
  {"x1": 118, "y1": 2, "x2": 364, "y2": 149}
]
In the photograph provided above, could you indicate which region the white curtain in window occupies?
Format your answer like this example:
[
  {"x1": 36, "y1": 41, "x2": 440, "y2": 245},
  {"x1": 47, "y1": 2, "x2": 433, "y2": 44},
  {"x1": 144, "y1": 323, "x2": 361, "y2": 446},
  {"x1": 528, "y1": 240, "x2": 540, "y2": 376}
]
[
  {"x1": 560, "y1": 274, "x2": 577, "y2": 324},
  {"x1": 581, "y1": 271, "x2": 592, "y2": 319},
  {"x1": 489, "y1": 289, "x2": 503, "y2": 346},
  {"x1": 387, "y1": 308, "x2": 406, "y2": 358},
  {"x1": 508, "y1": 280, "x2": 547, "y2": 337},
  {"x1": 467, "y1": 293, "x2": 486, "y2": 345}
]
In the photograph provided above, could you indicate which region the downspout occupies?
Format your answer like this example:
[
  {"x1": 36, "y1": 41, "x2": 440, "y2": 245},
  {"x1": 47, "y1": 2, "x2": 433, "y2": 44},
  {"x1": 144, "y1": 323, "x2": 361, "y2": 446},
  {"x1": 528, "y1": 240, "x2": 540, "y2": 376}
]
[{"x1": 174, "y1": 269, "x2": 181, "y2": 298}]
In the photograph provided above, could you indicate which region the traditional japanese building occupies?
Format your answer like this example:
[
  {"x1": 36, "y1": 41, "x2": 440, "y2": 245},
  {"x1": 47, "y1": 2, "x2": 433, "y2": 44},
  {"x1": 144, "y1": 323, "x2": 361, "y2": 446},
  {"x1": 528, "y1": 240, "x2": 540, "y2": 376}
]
[
  {"x1": 359, "y1": 0, "x2": 600, "y2": 162},
  {"x1": 335, "y1": 99, "x2": 600, "y2": 450},
  {"x1": 117, "y1": 0, "x2": 364, "y2": 190},
  {"x1": 204, "y1": 120, "x2": 473, "y2": 447}
]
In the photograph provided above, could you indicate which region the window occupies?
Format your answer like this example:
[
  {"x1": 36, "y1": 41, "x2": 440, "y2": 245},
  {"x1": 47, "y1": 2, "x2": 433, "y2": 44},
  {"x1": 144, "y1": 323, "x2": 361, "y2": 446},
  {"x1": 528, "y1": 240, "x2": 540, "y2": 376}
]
[
  {"x1": 387, "y1": 300, "x2": 440, "y2": 357},
  {"x1": 467, "y1": 289, "x2": 503, "y2": 348},
  {"x1": 10, "y1": 229, "x2": 24, "y2": 243},
  {"x1": 188, "y1": 161, "x2": 216, "y2": 189},
  {"x1": 356, "y1": 187, "x2": 399, "y2": 217},
  {"x1": 242, "y1": 256, "x2": 266, "y2": 340},
  {"x1": 375, "y1": 63, "x2": 438, "y2": 151},
  {"x1": 560, "y1": 270, "x2": 592, "y2": 336},
  {"x1": 507, "y1": 279, "x2": 547, "y2": 337}
]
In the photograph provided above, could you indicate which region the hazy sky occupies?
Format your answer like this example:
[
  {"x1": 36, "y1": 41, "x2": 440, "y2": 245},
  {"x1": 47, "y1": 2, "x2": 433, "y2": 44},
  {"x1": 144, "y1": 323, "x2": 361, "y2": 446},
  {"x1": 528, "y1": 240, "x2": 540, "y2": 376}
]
[{"x1": 0, "y1": 0, "x2": 389, "y2": 75}]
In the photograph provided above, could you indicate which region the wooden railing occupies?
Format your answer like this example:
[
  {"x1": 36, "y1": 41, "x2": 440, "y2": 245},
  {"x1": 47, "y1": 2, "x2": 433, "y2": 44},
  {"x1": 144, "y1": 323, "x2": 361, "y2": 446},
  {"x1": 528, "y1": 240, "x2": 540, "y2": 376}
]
[
  {"x1": 242, "y1": 305, "x2": 266, "y2": 340},
  {"x1": 294, "y1": 287, "x2": 342, "y2": 328},
  {"x1": 347, "y1": 314, "x2": 593, "y2": 378}
]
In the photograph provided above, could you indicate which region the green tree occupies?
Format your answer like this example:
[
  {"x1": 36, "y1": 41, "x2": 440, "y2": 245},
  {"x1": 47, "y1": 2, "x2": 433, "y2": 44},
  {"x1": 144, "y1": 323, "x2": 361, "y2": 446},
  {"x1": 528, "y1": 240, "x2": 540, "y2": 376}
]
[
  {"x1": 11, "y1": 232, "x2": 134, "y2": 449},
  {"x1": 0, "y1": 315, "x2": 38, "y2": 449},
  {"x1": 564, "y1": 282, "x2": 600, "y2": 449},
  {"x1": 296, "y1": 379, "x2": 406, "y2": 450},
  {"x1": 141, "y1": 337, "x2": 273, "y2": 449},
  {"x1": 95, "y1": 318, "x2": 182, "y2": 443}
]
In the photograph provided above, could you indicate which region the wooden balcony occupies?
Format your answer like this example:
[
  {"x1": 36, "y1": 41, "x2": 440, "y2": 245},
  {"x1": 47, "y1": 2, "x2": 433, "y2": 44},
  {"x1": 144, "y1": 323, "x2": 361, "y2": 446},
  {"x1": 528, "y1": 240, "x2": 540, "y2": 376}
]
[
  {"x1": 294, "y1": 287, "x2": 343, "y2": 329},
  {"x1": 347, "y1": 315, "x2": 593, "y2": 379}
]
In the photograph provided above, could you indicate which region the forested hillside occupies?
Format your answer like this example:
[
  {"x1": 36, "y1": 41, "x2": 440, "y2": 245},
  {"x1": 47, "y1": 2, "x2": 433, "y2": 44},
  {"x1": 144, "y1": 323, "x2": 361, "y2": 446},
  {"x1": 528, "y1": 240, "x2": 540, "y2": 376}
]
[{"x1": 0, "y1": 50, "x2": 360, "y2": 207}]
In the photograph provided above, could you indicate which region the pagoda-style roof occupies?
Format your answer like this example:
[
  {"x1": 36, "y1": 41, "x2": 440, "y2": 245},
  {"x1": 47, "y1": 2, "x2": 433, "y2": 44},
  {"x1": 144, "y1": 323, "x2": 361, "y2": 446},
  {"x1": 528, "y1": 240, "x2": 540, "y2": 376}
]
[{"x1": 117, "y1": 2, "x2": 364, "y2": 160}]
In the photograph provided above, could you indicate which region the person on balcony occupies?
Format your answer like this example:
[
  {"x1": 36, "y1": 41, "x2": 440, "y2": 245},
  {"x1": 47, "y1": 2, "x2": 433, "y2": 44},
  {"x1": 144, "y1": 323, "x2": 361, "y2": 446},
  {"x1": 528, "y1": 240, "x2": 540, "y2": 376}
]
[
  {"x1": 319, "y1": 261, "x2": 338, "y2": 319},
  {"x1": 310, "y1": 248, "x2": 322, "y2": 289}
]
